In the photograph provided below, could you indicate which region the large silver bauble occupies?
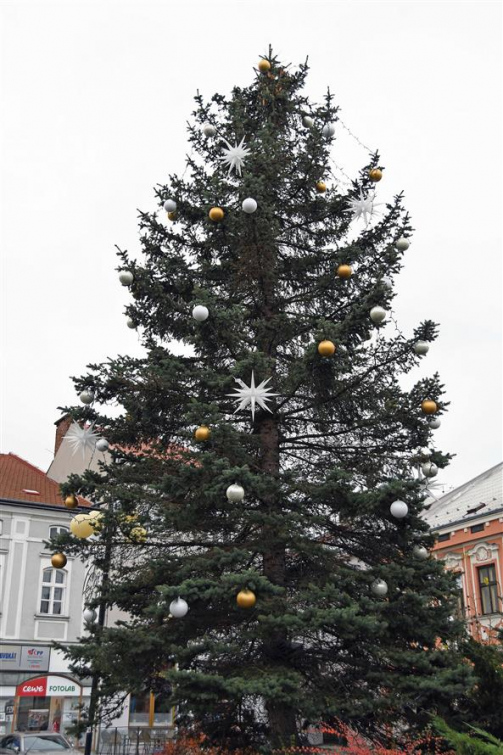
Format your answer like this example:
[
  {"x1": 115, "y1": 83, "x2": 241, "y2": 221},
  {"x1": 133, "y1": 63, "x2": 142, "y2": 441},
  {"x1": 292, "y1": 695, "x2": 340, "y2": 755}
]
[
  {"x1": 414, "y1": 341, "x2": 429, "y2": 355},
  {"x1": 370, "y1": 306, "x2": 387, "y2": 324},
  {"x1": 79, "y1": 390, "x2": 94, "y2": 405},
  {"x1": 169, "y1": 598, "x2": 189, "y2": 618},
  {"x1": 428, "y1": 417, "x2": 441, "y2": 429},
  {"x1": 302, "y1": 115, "x2": 314, "y2": 128},
  {"x1": 395, "y1": 237, "x2": 410, "y2": 251},
  {"x1": 163, "y1": 199, "x2": 177, "y2": 213},
  {"x1": 83, "y1": 608, "x2": 97, "y2": 624},
  {"x1": 126, "y1": 317, "x2": 136, "y2": 329},
  {"x1": 371, "y1": 579, "x2": 388, "y2": 597},
  {"x1": 381, "y1": 277, "x2": 393, "y2": 289},
  {"x1": 413, "y1": 545, "x2": 429, "y2": 560},
  {"x1": 192, "y1": 305, "x2": 209, "y2": 322},
  {"x1": 226, "y1": 483, "x2": 245, "y2": 502},
  {"x1": 119, "y1": 271, "x2": 133, "y2": 287},
  {"x1": 96, "y1": 438, "x2": 109, "y2": 452},
  {"x1": 322, "y1": 123, "x2": 336, "y2": 137},
  {"x1": 421, "y1": 462, "x2": 438, "y2": 478},
  {"x1": 390, "y1": 500, "x2": 408, "y2": 519},
  {"x1": 242, "y1": 197, "x2": 258, "y2": 214},
  {"x1": 202, "y1": 123, "x2": 216, "y2": 137}
]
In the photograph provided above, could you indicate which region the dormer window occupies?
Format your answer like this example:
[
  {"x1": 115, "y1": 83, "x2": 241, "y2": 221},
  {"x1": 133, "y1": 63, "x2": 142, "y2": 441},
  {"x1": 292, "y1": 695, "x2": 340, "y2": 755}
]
[{"x1": 466, "y1": 502, "x2": 486, "y2": 515}]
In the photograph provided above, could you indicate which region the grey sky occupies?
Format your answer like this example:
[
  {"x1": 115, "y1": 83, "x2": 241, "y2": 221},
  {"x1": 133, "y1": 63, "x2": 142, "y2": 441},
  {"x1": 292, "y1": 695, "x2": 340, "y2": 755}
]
[{"x1": 1, "y1": 0, "x2": 501, "y2": 491}]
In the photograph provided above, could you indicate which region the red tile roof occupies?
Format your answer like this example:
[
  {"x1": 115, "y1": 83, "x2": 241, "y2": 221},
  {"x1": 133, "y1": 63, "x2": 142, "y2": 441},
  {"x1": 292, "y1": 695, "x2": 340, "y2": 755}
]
[{"x1": 0, "y1": 453, "x2": 88, "y2": 507}]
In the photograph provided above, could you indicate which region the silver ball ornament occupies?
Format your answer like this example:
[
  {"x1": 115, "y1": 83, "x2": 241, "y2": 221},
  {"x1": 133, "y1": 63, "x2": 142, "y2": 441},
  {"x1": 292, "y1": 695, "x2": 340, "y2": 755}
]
[
  {"x1": 169, "y1": 598, "x2": 189, "y2": 618},
  {"x1": 79, "y1": 390, "x2": 94, "y2": 405},
  {"x1": 119, "y1": 271, "x2": 134, "y2": 287},
  {"x1": 395, "y1": 237, "x2": 410, "y2": 251},
  {"x1": 322, "y1": 123, "x2": 336, "y2": 137},
  {"x1": 371, "y1": 579, "x2": 388, "y2": 597},
  {"x1": 202, "y1": 123, "x2": 216, "y2": 137},
  {"x1": 414, "y1": 341, "x2": 429, "y2": 355},
  {"x1": 83, "y1": 608, "x2": 97, "y2": 624},
  {"x1": 413, "y1": 545, "x2": 429, "y2": 560},
  {"x1": 96, "y1": 438, "x2": 109, "y2": 452},
  {"x1": 126, "y1": 317, "x2": 136, "y2": 329},
  {"x1": 242, "y1": 197, "x2": 258, "y2": 214},
  {"x1": 421, "y1": 461, "x2": 438, "y2": 478},
  {"x1": 192, "y1": 305, "x2": 209, "y2": 322},
  {"x1": 226, "y1": 483, "x2": 245, "y2": 502},
  {"x1": 428, "y1": 417, "x2": 441, "y2": 429},
  {"x1": 302, "y1": 115, "x2": 314, "y2": 128},
  {"x1": 390, "y1": 500, "x2": 408, "y2": 519},
  {"x1": 163, "y1": 199, "x2": 177, "y2": 213},
  {"x1": 370, "y1": 306, "x2": 387, "y2": 324},
  {"x1": 381, "y1": 277, "x2": 393, "y2": 289}
]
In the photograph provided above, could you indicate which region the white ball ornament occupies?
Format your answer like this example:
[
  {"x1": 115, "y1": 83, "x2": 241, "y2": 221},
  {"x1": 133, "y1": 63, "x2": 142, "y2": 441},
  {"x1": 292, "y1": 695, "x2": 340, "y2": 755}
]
[
  {"x1": 226, "y1": 483, "x2": 245, "y2": 502},
  {"x1": 169, "y1": 598, "x2": 189, "y2": 618},
  {"x1": 421, "y1": 461, "x2": 438, "y2": 478},
  {"x1": 119, "y1": 271, "x2": 134, "y2": 287},
  {"x1": 192, "y1": 305, "x2": 209, "y2": 322},
  {"x1": 83, "y1": 608, "x2": 97, "y2": 624},
  {"x1": 163, "y1": 199, "x2": 177, "y2": 213},
  {"x1": 390, "y1": 500, "x2": 408, "y2": 519},
  {"x1": 96, "y1": 438, "x2": 109, "y2": 452},
  {"x1": 79, "y1": 390, "x2": 94, "y2": 405},
  {"x1": 428, "y1": 417, "x2": 441, "y2": 429},
  {"x1": 242, "y1": 197, "x2": 258, "y2": 214},
  {"x1": 202, "y1": 123, "x2": 216, "y2": 137},
  {"x1": 302, "y1": 115, "x2": 314, "y2": 128},
  {"x1": 413, "y1": 545, "x2": 429, "y2": 560},
  {"x1": 371, "y1": 579, "x2": 388, "y2": 597},
  {"x1": 370, "y1": 306, "x2": 387, "y2": 324},
  {"x1": 322, "y1": 123, "x2": 336, "y2": 137},
  {"x1": 381, "y1": 277, "x2": 393, "y2": 289},
  {"x1": 395, "y1": 237, "x2": 410, "y2": 251},
  {"x1": 414, "y1": 341, "x2": 429, "y2": 356},
  {"x1": 126, "y1": 317, "x2": 136, "y2": 329}
]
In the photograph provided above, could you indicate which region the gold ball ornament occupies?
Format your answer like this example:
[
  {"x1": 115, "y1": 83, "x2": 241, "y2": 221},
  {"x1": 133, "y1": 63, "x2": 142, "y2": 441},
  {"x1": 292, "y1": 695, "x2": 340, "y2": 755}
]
[
  {"x1": 236, "y1": 589, "x2": 256, "y2": 609},
  {"x1": 258, "y1": 59, "x2": 271, "y2": 73},
  {"x1": 88, "y1": 509, "x2": 104, "y2": 533},
  {"x1": 64, "y1": 494, "x2": 78, "y2": 509},
  {"x1": 209, "y1": 207, "x2": 224, "y2": 222},
  {"x1": 129, "y1": 526, "x2": 147, "y2": 544},
  {"x1": 369, "y1": 168, "x2": 383, "y2": 182},
  {"x1": 70, "y1": 513, "x2": 94, "y2": 539},
  {"x1": 318, "y1": 340, "x2": 336, "y2": 357},
  {"x1": 315, "y1": 181, "x2": 327, "y2": 193},
  {"x1": 51, "y1": 553, "x2": 67, "y2": 569},
  {"x1": 167, "y1": 211, "x2": 177, "y2": 221},
  {"x1": 421, "y1": 399, "x2": 438, "y2": 415},
  {"x1": 194, "y1": 425, "x2": 211, "y2": 442},
  {"x1": 336, "y1": 264, "x2": 353, "y2": 279}
]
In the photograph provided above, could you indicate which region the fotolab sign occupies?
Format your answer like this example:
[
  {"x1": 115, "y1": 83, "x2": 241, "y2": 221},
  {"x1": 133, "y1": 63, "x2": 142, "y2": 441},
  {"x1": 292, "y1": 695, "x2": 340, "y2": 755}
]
[{"x1": 16, "y1": 676, "x2": 81, "y2": 697}]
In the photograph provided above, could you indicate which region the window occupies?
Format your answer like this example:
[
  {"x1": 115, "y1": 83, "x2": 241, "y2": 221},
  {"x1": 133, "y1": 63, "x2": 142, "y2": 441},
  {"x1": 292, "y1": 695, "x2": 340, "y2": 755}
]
[
  {"x1": 455, "y1": 573, "x2": 465, "y2": 619},
  {"x1": 49, "y1": 526, "x2": 69, "y2": 539},
  {"x1": 477, "y1": 564, "x2": 500, "y2": 615},
  {"x1": 470, "y1": 523, "x2": 484, "y2": 533},
  {"x1": 40, "y1": 568, "x2": 66, "y2": 615},
  {"x1": 129, "y1": 691, "x2": 172, "y2": 727},
  {"x1": 437, "y1": 532, "x2": 450, "y2": 542}
]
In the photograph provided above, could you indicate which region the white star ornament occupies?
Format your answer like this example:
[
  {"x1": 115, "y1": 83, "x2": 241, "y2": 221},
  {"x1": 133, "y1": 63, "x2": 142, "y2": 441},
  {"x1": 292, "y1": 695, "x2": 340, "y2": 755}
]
[
  {"x1": 220, "y1": 137, "x2": 251, "y2": 176},
  {"x1": 347, "y1": 191, "x2": 382, "y2": 226},
  {"x1": 64, "y1": 422, "x2": 99, "y2": 459},
  {"x1": 227, "y1": 371, "x2": 278, "y2": 420}
]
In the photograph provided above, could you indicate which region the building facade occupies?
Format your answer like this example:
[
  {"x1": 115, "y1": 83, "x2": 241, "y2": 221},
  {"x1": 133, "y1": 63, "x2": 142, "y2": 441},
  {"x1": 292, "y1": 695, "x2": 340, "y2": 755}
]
[{"x1": 423, "y1": 462, "x2": 503, "y2": 642}]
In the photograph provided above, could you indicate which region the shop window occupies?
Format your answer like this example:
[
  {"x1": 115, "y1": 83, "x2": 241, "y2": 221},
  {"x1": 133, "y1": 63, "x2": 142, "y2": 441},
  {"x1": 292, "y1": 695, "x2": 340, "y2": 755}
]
[
  {"x1": 40, "y1": 569, "x2": 66, "y2": 615},
  {"x1": 129, "y1": 692, "x2": 172, "y2": 727},
  {"x1": 477, "y1": 564, "x2": 500, "y2": 615},
  {"x1": 49, "y1": 526, "x2": 69, "y2": 539}
]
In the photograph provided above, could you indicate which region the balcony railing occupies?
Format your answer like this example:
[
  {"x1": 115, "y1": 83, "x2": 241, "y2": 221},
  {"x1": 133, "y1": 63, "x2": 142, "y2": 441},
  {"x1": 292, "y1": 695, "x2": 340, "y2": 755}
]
[{"x1": 96, "y1": 727, "x2": 175, "y2": 755}]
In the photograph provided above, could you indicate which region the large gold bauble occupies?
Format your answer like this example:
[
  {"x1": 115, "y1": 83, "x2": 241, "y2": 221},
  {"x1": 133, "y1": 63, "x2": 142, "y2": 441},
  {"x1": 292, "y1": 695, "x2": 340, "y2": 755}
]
[
  {"x1": 70, "y1": 513, "x2": 94, "y2": 539},
  {"x1": 167, "y1": 211, "x2": 177, "y2": 221},
  {"x1": 51, "y1": 553, "x2": 67, "y2": 569},
  {"x1": 64, "y1": 494, "x2": 78, "y2": 509},
  {"x1": 129, "y1": 526, "x2": 147, "y2": 544},
  {"x1": 209, "y1": 207, "x2": 224, "y2": 222},
  {"x1": 421, "y1": 399, "x2": 438, "y2": 415},
  {"x1": 236, "y1": 589, "x2": 256, "y2": 609},
  {"x1": 258, "y1": 59, "x2": 271, "y2": 73},
  {"x1": 315, "y1": 181, "x2": 327, "y2": 193},
  {"x1": 369, "y1": 168, "x2": 383, "y2": 182},
  {"x1": 318, "y1": 340, "x2": 336, "y2": 357},
  {"x1": 337, "y1": 264, "x2": 353, "y2": 279},
  {"x1": 194, "y1": 425, "x2": 211, "y2": 442}
]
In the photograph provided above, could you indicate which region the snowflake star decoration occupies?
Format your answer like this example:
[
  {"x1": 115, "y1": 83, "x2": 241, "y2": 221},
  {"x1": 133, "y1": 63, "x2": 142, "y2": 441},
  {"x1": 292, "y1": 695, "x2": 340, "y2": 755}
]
[
  {"x1": 220, "y1": 136, "x2": 251, "y2": 177},
  {"x1": 347, "y1": 190, "x2": 382, "y2": 226},
  {"x1": 64, "y1": 421, "x2": 99, "y2": 459},
  {"x1": 227, "y1": 371, "x2": 278, "y2": 420}
]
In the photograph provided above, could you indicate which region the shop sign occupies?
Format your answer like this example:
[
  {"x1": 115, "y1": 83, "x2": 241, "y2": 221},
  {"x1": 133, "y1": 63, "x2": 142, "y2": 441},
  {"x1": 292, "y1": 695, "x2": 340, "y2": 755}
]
[
  {"x1": 16, "y1": 676, "x2": 81, "y2": 698},
  {"x1": 0, "y1": 644, "x2": 50, "y2": 671}
]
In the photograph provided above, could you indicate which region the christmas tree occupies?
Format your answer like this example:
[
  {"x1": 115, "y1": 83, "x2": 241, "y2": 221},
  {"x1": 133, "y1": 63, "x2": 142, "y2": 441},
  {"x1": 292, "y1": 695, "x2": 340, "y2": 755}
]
[{"x1": 54, "y1": 52, "x2": 471, "y2": 750}]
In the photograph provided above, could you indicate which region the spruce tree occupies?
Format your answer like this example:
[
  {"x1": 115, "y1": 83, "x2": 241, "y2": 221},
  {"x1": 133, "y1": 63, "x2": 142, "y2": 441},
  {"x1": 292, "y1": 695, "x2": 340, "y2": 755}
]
[{"x1": 54, "y1": 51, "x2": 471, "y2": 750}]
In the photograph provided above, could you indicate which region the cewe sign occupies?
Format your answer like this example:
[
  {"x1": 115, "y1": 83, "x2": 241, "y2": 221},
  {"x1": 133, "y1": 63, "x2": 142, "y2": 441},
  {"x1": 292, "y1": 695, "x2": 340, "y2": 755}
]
[{"x1": 16, "y1": 676, "x2": 81, "y2": 697}]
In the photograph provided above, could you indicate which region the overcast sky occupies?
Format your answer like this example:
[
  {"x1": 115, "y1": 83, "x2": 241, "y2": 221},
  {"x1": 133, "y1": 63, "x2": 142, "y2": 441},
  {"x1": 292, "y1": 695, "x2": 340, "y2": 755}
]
[{"x1": 1, "y1": 0, "x2": 501, "y2": 492}]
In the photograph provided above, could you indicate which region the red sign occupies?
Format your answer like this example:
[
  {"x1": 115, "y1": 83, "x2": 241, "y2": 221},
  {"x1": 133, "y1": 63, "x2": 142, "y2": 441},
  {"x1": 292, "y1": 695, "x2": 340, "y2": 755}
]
[{"x1": 16, "y1": 677, "x2": 47, "y2": 697}]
